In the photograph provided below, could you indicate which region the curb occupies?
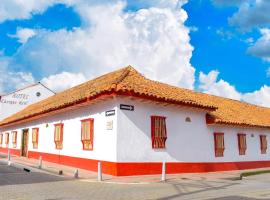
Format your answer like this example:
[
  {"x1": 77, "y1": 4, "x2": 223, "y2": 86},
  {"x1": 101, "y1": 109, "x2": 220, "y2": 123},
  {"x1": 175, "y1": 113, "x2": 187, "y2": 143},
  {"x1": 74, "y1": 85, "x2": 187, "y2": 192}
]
[
  {"x1": 0, "y1": 159, "x2": 67, "y2": 178},
  {"x1": 0, "y1": 159, "x2": 40, "y2": 173}
]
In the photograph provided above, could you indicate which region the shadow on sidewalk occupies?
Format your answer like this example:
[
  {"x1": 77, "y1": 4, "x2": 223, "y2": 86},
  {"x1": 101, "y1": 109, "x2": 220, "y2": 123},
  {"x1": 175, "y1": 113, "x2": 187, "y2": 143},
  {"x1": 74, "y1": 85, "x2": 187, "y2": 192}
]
[{"x1": 0, "y1": 163, "x2": 71, "y2": 186}]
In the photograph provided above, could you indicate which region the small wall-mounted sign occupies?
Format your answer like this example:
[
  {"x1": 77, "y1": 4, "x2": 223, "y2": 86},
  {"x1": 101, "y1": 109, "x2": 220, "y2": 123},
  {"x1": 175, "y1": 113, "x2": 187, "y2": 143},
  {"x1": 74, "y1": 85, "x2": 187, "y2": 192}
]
[
  {"x1": 106, "y1": 120, "x2": 113, "y2": 130},
  {"x1": 105, "y1": 110, "x2": 115, "y2": 116},
  {"x1": 120, "y1": 104, "x2": 134, "y2": 111}
]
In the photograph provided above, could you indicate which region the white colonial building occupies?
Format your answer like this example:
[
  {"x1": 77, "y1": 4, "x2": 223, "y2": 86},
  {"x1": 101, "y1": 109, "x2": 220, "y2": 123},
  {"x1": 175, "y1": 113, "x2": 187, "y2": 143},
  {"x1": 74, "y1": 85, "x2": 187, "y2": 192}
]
[{"x1": 0, "y1": 66, "x2": 270, "y2": 176}]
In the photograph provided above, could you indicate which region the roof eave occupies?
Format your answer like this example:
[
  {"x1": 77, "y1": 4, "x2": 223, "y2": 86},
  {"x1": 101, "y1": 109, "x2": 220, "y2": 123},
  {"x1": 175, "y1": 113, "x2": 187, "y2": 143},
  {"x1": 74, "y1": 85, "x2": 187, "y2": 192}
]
[{"x1": 0, "y1": 91, "x2": 215, "y2": 128}]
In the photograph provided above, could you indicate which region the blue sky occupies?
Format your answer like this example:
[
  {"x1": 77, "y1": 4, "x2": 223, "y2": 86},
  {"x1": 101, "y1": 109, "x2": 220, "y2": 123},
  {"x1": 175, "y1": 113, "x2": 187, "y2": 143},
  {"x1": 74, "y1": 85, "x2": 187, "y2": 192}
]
[
  {"x1": 184, "y1": 0, "x2": 269, "y2": 93},
  {"x1": 0, "y1": 0, "x2": 270, "y2": 107}
]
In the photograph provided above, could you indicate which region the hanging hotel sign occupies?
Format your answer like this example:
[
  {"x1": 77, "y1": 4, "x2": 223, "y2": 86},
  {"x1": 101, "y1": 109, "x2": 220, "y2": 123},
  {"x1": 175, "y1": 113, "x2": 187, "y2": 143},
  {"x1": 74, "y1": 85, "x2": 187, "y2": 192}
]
[
  {"x1": 105, "y1": 110, "x2": 115, "y2": 116},
  {"x1": 120, "y1": 104, "x2": 134, "y2": 111}
]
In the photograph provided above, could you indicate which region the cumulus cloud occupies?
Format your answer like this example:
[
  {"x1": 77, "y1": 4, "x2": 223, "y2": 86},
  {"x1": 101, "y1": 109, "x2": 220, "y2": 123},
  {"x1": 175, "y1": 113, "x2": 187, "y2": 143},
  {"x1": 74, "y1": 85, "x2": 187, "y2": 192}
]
[
  {"x1": 41, "y1": 71, "x2": 86, "y2": 92},
  {"x1": 0, "y1": 57, "x2": 35, "y2": 94},
  {"x1": 242, "y1": 86, "x2": 270, "y2": 107},
  {"x1": 247, "y1": 28, "x2": 270, "y2": 62},
  {"x1": 0, "y1": 0, "x2": 188, "y2": 23},
  {"x1": 2, "y1": 0, "x2": 270, "y2": 108},
  {"x1": 8, "y1": 28, "x2": 37, "y2": 44},
  {"x1": 8, "y1": 1, "x2": 195, "y2": 89},
  {"x1": 229, "y1": 0, "x2": 270, "y2": 29},
  {"x1": 199, "y1": 70, "x2": 270, "y2": 107},
  {"x1": 212, "y1": 0, "x2": 246, "y2": 7},
  {"x1": 0, "y1": 0, "x2": 60, "y2": 23},
  {"x1": 199, "y1": 70, "x2": 241, "y2": 100}
]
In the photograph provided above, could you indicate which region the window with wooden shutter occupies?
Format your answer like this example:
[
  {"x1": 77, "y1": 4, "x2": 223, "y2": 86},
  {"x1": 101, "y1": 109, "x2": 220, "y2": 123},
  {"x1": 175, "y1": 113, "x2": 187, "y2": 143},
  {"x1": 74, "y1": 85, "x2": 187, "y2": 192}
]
[
  {"x1": 260, "y1": 135, "x2": 267, "y2": 154},
  {"x1": 0, "y1": 134, "x2": 3, "y2": 146},
  {"x1": 151, "y1": 116, "x2": 167, "y2": 149},
  {"x1": 12, "y1": 131, "x2": 17, "y2": 148},
  {"x1": 54, "y1": 123, "x2": 63, "y2": 149},
  {"x1": 214, "y1": 133, "x2": 225, "y2": 157},
  {"x1": 81, "y1": 119, "x2": 94, "y2": 150},
  {"x1": 32, "y1": 128, "x2": 39, "y2": 149},
  {"x1": 5, "y1": 133, "x2": 9, "y2": 146},
  {"x1": 237, "y1": 133, "x2": 247, "y2": 155}
]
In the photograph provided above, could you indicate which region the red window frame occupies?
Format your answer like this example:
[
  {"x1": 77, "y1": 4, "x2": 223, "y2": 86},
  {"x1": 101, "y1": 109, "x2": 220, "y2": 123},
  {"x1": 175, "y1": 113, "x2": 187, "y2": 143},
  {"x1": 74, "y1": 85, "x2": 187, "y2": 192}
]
[
  {"x1": 151, "y1": 116, "x2": 167, "y2": 149},
  {"x1": 81, "y1": 118, "x2": 94, "y2": 150},
  {"x1": 237, "y1": 133, "x2": 247, "y2": 155},
  {"x1": 214, "y1": 133, "x2": 225, "y2": 157},
  {"x1": 260, "y1": 135, "x2": 267, "y2": 154},
  {"x1": 0, "y1": 134, "x2": 3, "y2": 145},
  {"x1": 5, "y1": 133, "x2": 9, "y2": 145},
  {"x1": 54, "y1": 123, "x2": 64, "y2": 150},
  {"x1": 32, "y1": 128, "x2": 39, "y2": 149},
  {"x1": 12, "y1": 131, "x2": 17, "y2": 148}
]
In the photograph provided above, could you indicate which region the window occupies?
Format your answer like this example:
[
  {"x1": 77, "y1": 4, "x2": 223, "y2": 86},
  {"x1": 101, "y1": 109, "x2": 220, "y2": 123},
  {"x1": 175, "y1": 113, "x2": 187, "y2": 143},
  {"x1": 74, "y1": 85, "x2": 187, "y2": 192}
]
[
  {"x1": 260, "y1": 135, "x2": 267, "y2": 154},
  {"x1": 5, "y1": 133, "x2": 9, "y2": 146},
  {"x1": 151, "y1": 116, "x2": 167, "y2": 149},
  {"x1": 0, "y1": 134, "x2": 3, "y2": 146},
  {"x1": 237, "y1": 133, "x2": 247, "y2": 155},
  {"x1": 32, "y1": 128, "x2": 39, "y2": 149},
  {"x1": 81, "y1": 119, "x2": 94, "y2": 150},
  {"x1": 54, "y1": 123, "x2": 63, "y2": 149},
  {"x1": 214, "y1": 133, "x2": 225, "y2": 157},
  {"x1": 12, "y1": 131, "x2": 17, "y2": 148}
]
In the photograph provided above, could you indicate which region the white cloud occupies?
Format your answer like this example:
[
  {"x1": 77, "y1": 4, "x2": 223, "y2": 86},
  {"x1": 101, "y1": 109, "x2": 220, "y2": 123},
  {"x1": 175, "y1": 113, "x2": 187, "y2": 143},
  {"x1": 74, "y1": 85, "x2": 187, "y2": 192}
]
[
  {"x1": 41, "y1": 71, "x2": 86, "y2": 92},
  {"x1": 242, "y1": 86, "x2": 270, "y2": 107},
  {"x1": 212, "y1": 0, "x2": 246, "y2": 7},
  {"x1": 9, "y1": 1, "x2": 195, "y2": 89},
  {"x1": 229, "y1": 0, "x2": 270, "y2": 30},
  {"x1": 0, "y1": 0, "x2": 188, "y2": 23},
  {"x1": 0, "y1": 0, "x2": 61, "y2": 23},
  {"x1": 216, "y1": 28, "x2": 235, "y2": 40},
  {"x1": 9, "y1": 28, "x2": 37, "y2": 44},
  {"x1": 0, "y1": 57, "x2": 35, "y2": 94},
  {"x1": 199, "y1": 70, "x2": 241, "y2": 100},
  {"x1": 267, "y1": 67, "x2": 270, "y2": 77},
  {"x1": 2, "y1": 0, "x2": 270, "y2": 108},
  {"x1": 247, "y1": 28, "x2": 270, "y2": 62},
  {"x1": 199, "y1": 70, "x2": 270, "y2": 107}
]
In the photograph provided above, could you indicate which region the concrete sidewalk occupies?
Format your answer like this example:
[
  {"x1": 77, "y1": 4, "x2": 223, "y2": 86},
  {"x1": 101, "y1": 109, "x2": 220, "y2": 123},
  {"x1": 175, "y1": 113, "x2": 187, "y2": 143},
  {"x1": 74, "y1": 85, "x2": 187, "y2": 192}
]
[{"x1": 1, "y1": 152, "x2": 268, "y2": 184}]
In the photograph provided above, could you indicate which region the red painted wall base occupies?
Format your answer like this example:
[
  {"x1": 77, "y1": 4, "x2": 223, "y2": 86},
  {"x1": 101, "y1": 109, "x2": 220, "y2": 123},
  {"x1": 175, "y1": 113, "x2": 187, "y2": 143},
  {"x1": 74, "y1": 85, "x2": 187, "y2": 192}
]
[
  {"x1": 2, "y1": 147, "x2": 270, "y2": 176},
  {"x1": 0, "y1": 147, "x2": 20, "y2": 156}
]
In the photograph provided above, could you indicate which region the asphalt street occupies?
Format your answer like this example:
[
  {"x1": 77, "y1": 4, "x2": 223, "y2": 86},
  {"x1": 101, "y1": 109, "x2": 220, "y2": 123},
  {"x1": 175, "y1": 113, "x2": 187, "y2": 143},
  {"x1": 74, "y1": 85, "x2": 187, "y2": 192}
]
[
  {"x1": 0, "y1": 163, "x2": 69, "y2": 186},
  {"x1": 1, "y1": 163, "x2": 270, "y2": 200}
]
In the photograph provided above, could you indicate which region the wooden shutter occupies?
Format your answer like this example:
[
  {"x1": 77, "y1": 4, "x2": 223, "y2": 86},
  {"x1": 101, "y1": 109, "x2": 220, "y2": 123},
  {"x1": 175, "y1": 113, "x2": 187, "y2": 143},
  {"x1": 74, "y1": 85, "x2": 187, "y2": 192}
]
[
  {"x1": 81, "y1": 119, "x2": 94, "y2": 150},
  {"x1": 237, "y1": 134, "x2": 247, "y2": 155},
  {"x1": 0, "y1": 134, "x2": 3, "y2": 145},
  {"x1": 151, "y1": 116, "x2": 167, "y2": 149},
  {"x1": 214, "y1": 133, "x2": 225, "y2": 157},
  {"x1": 12, "y1": 131, "x2": 17, "y2": 148},
  {"x1": 5, "y1": 133, "x2": 9, "y2": 145},
  {"x1": 32, "y1": 128, "x2": 39, "y2": 149},
  {"x1": 260, "y1": 135, "x2": 267, "y2": 154},
  {"x1": 54, "y1": 123, "x2": 63, "y2": 149}
]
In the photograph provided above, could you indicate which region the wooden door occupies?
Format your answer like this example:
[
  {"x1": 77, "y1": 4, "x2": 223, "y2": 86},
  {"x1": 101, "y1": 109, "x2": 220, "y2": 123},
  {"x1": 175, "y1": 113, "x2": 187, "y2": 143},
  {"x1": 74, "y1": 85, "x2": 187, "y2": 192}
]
[{"x1": 21, "y1": 129, "x2": 29, "y2": 157}]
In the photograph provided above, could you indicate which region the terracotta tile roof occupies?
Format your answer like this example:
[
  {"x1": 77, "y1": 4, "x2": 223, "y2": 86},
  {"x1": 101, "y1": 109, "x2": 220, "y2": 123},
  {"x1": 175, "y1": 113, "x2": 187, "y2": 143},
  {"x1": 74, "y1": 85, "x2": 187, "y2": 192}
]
[
  {"x1": 1, "y1": 66, "x2": 270, "y2": 128},
  {"x1": 205, "y1": 95, "x2": 270, "y2": 128}
]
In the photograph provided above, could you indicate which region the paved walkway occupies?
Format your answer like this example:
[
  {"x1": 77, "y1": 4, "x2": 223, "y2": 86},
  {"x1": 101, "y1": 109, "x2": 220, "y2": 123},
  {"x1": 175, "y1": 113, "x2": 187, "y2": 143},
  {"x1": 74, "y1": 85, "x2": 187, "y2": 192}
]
[{"x1": 1, "y1": 152, "x2": 270, "y2": 184}]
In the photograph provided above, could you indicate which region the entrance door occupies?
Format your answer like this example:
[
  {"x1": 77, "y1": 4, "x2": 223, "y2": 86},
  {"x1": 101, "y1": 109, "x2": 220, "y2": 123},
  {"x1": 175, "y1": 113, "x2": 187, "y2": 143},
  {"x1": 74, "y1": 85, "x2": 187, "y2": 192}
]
[{"x1": 21, "y1": 129, "x2": 29, "y2": 157}]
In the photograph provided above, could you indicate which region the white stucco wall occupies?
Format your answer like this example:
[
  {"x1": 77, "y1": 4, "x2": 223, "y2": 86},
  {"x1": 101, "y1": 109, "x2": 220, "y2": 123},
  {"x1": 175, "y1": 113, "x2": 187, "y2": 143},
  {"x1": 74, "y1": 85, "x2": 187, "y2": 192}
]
[
  {"x1": 1, "y1": 95, "x2": 269, "y2": 164},
  {"x1": 116, "y1": 97, "x2": 270, "y2": 163},
  {"x1": 0, "y1": 99, "x2": 118, "y2": 162},
  {"x1": 0, "y1": 83, "x2": 55, "y2": 121}
]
